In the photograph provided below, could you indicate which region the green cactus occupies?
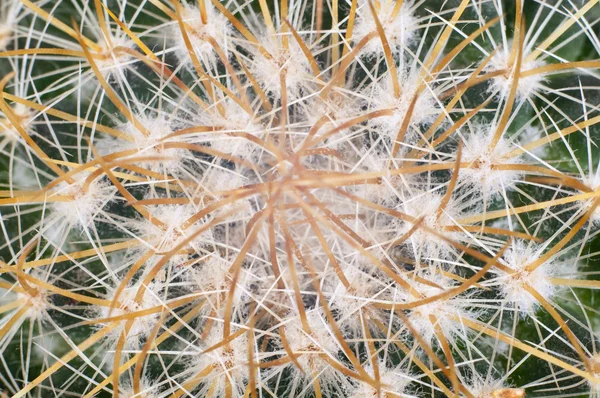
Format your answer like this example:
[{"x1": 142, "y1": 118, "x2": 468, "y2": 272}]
[{"x1": 1, "y1": 0, "x2": 600, "y2": 397}]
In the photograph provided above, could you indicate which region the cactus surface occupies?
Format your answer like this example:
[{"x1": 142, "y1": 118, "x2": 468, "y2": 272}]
[{"x1": 1, "y1": 0, "x2": 600, "y2": 397}]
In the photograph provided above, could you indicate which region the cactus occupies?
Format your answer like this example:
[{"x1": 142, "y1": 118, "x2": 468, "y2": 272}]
[{"x1": 1, "y1": 0, "x2": 600, "y2": 397}]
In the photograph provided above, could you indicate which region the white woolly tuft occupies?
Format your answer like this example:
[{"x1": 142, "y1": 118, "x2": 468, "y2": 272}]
[
  {"x1": 188, "y1": 322, "x2": 249, "y2": 398},
  {"x1": 17, "y1": 290, "x2": 49, "y2": 320},
  {"x1": 349, "y1": 362, "x2": 413, "y2": 398},
  {"x1": 205, "y1": 100, "x2": 264, "y2": 162},
  {"x1": 460, "y1": 124, "x2": 523, "y2": 197},
  {"x1": 1, "y1": 103, "x2": 34, "y2": 142},
  {"x1": 589, "y1": 354, "x2": 600, "y2": 397},
  {"x1": 282, "y1": 310, "x2": 340, "y2": 373},
  {"x1": 326, "y1": 266, "x2": 386, "y2": 332},
  {"x1": 117, "y1": 379, "x2": 159, "y2": 398},
  {"x1": 353, "y1": 0, "x2": 417, "y2": 55},
  {"x1": 0, "y1": 1, "x2": 18, "y2": 51},
  {"x1": 0, "y1": 25, "x2": 11, "y2": 51},
  {"x1": 94, "y1": 281, "x2": 164, "y2": 349},
  {"x1": 581, "y1": 174, "x2": 600, "y2": 224},
  {"x1": 129, "y1": 203, "x2": 214, "y2": 266},
  {"x1": 399, "y1": 273, "x2": 477, "y2": 344},
  {"x1": 51, "y1": 173, "x2": 115, "y2": 229},
  {"x1": 249, "y1": 33, "x2": 312, "y2": 98},
  {"x1": 94, "y1": 36, "x2": 135, "y2": 77},
  {"x1": 170, "y1": 0, "x2": 231, "y2": 64},
  {"x1": 266, "y1": 309, "x2": 352, "y2": 396},
  {"x1": 486, "y1": 46, "x2": 546, "y2": 99},
  {"x1": 466, "y1": 376, "x2": 524, "y2": 398},
  {"x1": 185, "y1": 252, "x2": 265, "y2": 308},
  {"x1": 364, "y1": 70, "x2": 438, "y2": 141},
  {"x1": 393, "y1": 190, "x2": 464, "y2": 260},
  {"x1": 101, "y1": 113, "x2": 188, "y2": 173},
  {"x1": 492, "y1": 241, "x2": 560, "y2": 314}
]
